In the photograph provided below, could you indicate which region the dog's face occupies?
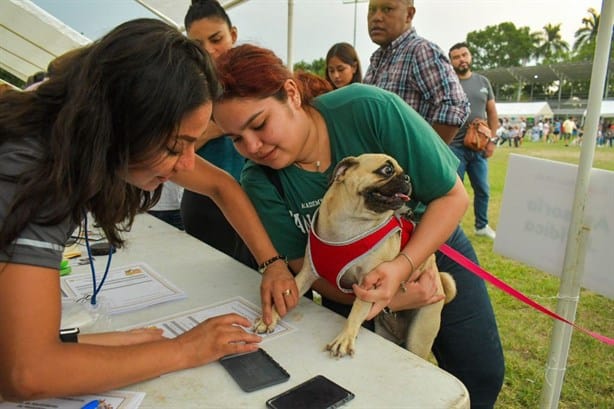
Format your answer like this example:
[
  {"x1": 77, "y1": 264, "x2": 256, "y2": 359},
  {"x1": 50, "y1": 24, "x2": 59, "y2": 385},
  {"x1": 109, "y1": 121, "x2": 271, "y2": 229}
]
[{"x1": 330, "y1": 153, "x2": 411, "y2": 214}]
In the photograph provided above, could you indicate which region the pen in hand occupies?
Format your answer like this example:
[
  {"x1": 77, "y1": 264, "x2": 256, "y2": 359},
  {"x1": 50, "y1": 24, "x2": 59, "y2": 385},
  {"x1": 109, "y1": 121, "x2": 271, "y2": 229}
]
[{"x1": 80, "y1": 400, "x2": 99, "y2": 409}]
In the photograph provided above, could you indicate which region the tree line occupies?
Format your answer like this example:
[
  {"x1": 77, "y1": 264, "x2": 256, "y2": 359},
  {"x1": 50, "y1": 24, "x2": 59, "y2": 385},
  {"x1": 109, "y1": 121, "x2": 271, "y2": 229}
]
[
  {"x1": 1, "y1": 7, "x2": 610, "y2": 99},
  {"x1": 295, "y1": 8, "x2": 612, "y2": 102}
]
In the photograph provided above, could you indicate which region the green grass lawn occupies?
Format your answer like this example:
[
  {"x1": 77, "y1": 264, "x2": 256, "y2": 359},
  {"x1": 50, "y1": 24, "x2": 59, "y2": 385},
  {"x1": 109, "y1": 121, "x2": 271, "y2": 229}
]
[{"x1": 462, "y1": 140, "x2": 613, "y2": 408}]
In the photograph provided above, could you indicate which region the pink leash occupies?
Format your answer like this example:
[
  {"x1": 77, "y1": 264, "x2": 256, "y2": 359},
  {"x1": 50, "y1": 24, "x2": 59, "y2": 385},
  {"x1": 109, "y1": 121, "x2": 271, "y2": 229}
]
[{"x1": 439, "y1": 244, "x2": 613, "y2": 346}]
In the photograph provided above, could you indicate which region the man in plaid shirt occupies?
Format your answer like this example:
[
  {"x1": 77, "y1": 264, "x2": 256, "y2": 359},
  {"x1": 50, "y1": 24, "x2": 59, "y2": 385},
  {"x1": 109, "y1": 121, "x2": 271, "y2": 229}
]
[{"x1": 363, "y1": 0, "x2": 469, "y2": 144}]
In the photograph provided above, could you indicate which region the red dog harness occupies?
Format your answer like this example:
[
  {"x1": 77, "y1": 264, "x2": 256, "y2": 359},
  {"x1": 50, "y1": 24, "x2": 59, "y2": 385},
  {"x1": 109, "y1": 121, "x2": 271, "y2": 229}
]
[{"x1": 307, "y1": 211, "x2": 415, "y2": 293}]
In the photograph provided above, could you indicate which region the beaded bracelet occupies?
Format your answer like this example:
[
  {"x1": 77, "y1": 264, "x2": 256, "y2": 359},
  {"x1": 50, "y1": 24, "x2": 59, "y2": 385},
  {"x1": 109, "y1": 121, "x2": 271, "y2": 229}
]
[{"x1": 258, "y1": 255, "x2": 287, "y2": 274}]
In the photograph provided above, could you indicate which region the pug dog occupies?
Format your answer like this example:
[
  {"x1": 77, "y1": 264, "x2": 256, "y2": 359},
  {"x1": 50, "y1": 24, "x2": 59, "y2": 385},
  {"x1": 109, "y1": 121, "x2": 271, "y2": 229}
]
[{"x1": 254, "y1": 153, "x2": 456, "y2": 359}]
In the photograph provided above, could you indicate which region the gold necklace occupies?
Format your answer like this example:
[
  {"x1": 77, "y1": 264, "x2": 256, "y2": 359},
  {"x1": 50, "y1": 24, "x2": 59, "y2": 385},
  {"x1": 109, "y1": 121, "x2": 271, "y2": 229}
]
[
  {"x1": 294, "y1": 160, "x2": 321, "y2": 172},
  {"x1": 295, "y1": 109, "x2": 326, "y2": 172}
]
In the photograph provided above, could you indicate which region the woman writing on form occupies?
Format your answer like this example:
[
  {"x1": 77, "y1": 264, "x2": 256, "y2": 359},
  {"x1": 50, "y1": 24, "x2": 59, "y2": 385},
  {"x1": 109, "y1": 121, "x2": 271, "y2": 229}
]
[{"x1": 0, "y1": 20, "x2": 296, "y2": 401}]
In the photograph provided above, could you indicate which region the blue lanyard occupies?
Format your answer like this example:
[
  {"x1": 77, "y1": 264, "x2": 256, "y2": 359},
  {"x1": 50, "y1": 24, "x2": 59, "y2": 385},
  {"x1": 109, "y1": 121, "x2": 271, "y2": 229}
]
[{"x1": 83, "y1": 212, "x2": 113, "y2": 305}]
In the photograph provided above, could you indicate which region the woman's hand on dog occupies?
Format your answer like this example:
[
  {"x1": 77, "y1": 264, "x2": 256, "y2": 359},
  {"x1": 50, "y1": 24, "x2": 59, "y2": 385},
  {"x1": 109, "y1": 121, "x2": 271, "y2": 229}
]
[
  {"x1": 353, "y1": 260, "x2": 444, "y2": 320},
  {"x1": 260, "y1": 262, "x2": 299, "y2": 325}
]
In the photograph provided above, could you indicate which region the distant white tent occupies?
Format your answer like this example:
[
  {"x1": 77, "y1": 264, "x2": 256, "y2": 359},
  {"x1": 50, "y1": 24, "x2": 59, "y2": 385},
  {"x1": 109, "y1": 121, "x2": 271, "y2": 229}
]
[
  {"x1": 496, "y1": 101, "x2": 554, "y2": 118},
  {"x1": 586, "y1": 100, "x2": 614, "y2": 117},
  {"x1": 600, "y1": 100, "x2": 614, "y2": 116}
]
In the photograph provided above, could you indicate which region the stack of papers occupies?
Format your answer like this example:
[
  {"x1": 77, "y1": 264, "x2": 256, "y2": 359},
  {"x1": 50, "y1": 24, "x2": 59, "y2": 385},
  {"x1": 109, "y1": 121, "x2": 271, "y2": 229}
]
[{"x1": 0, "y1": 390, "x2": 145, "y2": 409}]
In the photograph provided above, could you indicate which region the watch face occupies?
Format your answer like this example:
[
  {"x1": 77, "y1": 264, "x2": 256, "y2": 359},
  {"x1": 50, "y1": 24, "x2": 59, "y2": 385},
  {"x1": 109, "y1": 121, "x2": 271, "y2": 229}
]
[{"x1": 59, "y1": 327, "x2": 80, "y2": 343}]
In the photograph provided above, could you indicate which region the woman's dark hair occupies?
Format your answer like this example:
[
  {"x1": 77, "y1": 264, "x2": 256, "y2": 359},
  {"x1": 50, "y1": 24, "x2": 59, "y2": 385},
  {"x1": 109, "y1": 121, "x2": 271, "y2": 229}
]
[
  {"x1": 325, "y1": 42, "x2": 362, "y2": 87},
  {"x1": 215, "y1": 44, "x2": 332, "y2": 107},
  {"x1": 448, "y1": 41, "x2": 470, "y2": 56},
  {"x1": 0, "y1": 18, "x2": 221, "y2": 251},
  {"x1": 185, "y1": 0, "x2": 232, "y2": 31},
  {"x1": 24, "y1": 71, "x2": 46, "y2": 89}
]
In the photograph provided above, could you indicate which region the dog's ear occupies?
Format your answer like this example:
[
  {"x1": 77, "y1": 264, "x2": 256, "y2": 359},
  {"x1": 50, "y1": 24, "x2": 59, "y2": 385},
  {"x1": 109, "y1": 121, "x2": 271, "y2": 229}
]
[{"x1": 331, "y1": 156, "x2": 359, "y2": 184}]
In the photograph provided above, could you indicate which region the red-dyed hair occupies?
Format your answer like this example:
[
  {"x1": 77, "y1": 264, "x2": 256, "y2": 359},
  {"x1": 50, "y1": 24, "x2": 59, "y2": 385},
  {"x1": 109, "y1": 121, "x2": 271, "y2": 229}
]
[
  {"x1": 295, "y1": 70, "x2": 334, "y2": 98},
  {"x1": 215, "y1": 44, "x2": 332, "y2": 106}
]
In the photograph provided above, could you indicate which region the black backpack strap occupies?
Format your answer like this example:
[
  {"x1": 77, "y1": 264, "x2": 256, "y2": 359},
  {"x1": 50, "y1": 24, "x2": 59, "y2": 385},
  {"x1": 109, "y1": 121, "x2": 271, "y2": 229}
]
[{"x1": 260, "y1": 165, "x2": 285, "y2": 199}]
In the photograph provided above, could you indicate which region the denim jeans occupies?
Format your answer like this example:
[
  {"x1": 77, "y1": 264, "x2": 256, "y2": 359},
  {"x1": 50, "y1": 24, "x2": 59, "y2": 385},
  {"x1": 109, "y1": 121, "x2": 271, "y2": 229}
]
[
  {"x1": 450, "y1": 146, "x2": 491, "y2": 230},
  {"x1": 433, "y1": 226, "x2": 505, "y2": 408}
]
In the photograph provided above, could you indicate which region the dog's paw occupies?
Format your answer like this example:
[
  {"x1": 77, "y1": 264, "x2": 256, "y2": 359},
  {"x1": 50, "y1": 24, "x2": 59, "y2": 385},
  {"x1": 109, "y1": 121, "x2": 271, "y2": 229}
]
[
  {"x1": 325, "y1": 333, "x2": 356, "y2": 358},
  {"x1": 252, "y1": 317, "x2": 277, "y2": 334}
]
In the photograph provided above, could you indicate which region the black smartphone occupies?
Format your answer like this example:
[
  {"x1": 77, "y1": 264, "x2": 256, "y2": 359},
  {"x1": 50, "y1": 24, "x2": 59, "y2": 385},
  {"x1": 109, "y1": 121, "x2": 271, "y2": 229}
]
[
  {"x1": 266, "y1": 375, "x2": 355, "y2": 409},
  {"x1": 219, "y1": 348, "x2": 290, "y2": 392}
]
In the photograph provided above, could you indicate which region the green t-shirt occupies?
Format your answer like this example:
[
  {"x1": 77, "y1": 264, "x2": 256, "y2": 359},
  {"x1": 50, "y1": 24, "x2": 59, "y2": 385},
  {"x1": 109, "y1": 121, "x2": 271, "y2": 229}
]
[{"x1": 241, "y1": 83, "x2": 459, "y2": 260}]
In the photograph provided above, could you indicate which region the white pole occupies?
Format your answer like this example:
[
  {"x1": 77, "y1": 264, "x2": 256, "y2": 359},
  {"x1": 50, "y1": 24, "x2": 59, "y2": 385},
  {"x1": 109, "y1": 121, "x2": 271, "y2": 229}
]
[
  {"x1": 287, "y1": 0, "x2": 294, "y2": 71},
  {"x1": 539, "y1": 0, "x2": 613, "y2": 407},
  {"x1": 353, "y1": 0, "x2": 358, "y2": 47},
  {"x1": 343, "y1": 0, "x2": 367, "y2": 47}
]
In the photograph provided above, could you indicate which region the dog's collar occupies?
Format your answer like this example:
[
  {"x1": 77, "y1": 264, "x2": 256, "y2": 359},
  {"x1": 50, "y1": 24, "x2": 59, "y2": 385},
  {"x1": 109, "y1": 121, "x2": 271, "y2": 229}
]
[{"x1": 307, "y1": 210, "x2": 415, "y2": 293}]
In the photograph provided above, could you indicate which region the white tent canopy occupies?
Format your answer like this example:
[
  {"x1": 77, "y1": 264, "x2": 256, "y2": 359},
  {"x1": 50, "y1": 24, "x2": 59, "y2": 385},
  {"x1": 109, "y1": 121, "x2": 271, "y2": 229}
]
[
  {"x1": 0, "y1": 0, "x2": 262, "y2": 85},
  {"x1": 135, "y1": 0, "x2": 249, "y2": 31},
  {"x1": 496, "y1": 101, "x2": 554, "y2": 118},
  {"x1": 0, "y1": 0, "x2": 90, "y2": 83}
]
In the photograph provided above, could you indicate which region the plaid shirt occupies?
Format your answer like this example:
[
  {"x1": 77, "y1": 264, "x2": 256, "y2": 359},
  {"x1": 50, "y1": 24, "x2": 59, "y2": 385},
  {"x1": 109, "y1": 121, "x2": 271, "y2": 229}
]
[{"x1": 364, "y1": 28, "x2": 469, "y2": 127}]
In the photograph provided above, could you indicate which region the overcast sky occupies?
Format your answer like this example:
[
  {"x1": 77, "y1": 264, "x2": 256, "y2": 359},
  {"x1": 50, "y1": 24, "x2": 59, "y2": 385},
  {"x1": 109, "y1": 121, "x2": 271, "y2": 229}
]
[{"x1": 33, "y1": 0, "x2": 603, "y2": 71}]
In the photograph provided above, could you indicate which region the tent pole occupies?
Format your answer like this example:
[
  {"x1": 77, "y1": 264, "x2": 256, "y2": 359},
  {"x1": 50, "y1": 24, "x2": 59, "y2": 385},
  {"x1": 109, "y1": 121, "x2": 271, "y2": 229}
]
[
  {"x1": 287, "y1": 0, "x2": 294, "y2": 71},
  {"x1": 539, "y1": 0, "x2": 613, "y2": 407},
  {"x1": 353, "y1": 0, "x2": 358, "y2": 47},
  {"x1": 134, "y1": 0, "x2": 181, "y2": 30}
]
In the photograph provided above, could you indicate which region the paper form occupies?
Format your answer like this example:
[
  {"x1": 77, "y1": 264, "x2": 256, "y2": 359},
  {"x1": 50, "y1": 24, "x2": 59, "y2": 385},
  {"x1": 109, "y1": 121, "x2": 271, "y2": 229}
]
[
  {"x1": 123, "y1": 297, "x2": 295, "y2": 341},
  {"x1": 61, "y1": 262, "x2": 186, "y2": 315}
]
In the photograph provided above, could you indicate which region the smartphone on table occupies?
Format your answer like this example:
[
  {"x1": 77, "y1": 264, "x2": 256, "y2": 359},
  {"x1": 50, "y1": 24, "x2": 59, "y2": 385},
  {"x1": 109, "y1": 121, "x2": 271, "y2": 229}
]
[
  {"x1": 266, "y1": 374, "x2": 355, "y2": 409},
  {"x1": 219, "y1": 348, "x2": 290, "y2": 392}
]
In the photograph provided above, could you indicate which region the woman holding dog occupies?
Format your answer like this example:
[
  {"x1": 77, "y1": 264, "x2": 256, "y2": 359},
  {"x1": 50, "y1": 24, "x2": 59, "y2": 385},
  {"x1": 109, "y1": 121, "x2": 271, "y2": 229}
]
[{"x1": 213, "y1": 44, "x2": 504, "y2": 408}]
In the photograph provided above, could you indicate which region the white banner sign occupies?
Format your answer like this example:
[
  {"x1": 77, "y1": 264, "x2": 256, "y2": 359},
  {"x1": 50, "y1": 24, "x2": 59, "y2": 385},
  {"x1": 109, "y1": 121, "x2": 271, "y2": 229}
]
[{"x1": 495, "y1": 154, "x2": 612, "y2": 298}]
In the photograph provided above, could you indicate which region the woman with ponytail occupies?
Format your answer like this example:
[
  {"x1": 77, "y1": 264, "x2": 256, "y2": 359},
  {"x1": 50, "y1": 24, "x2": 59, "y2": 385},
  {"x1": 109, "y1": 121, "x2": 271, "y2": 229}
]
[{"x1": 180, "y1": 0, "x2": 256, "y2": 266}]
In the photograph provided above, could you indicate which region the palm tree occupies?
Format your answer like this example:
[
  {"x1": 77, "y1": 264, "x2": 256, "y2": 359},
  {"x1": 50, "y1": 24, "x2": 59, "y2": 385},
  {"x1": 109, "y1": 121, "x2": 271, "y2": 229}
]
[
  {"x1": 525, "y1": 29, "x2": 544, "y2": 65},
  {"x1": 573, "y1": 8, "x2": 599, "y2": 51},
  {"x1": 534, "y1": 23, "x2": 570, "y2": 62}
]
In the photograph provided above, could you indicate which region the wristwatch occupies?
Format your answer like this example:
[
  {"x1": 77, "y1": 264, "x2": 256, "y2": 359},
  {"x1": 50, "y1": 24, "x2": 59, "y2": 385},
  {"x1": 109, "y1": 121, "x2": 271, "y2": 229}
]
[{"x1": 59, "y1": 327, "x2": 80, "y2": 343}]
